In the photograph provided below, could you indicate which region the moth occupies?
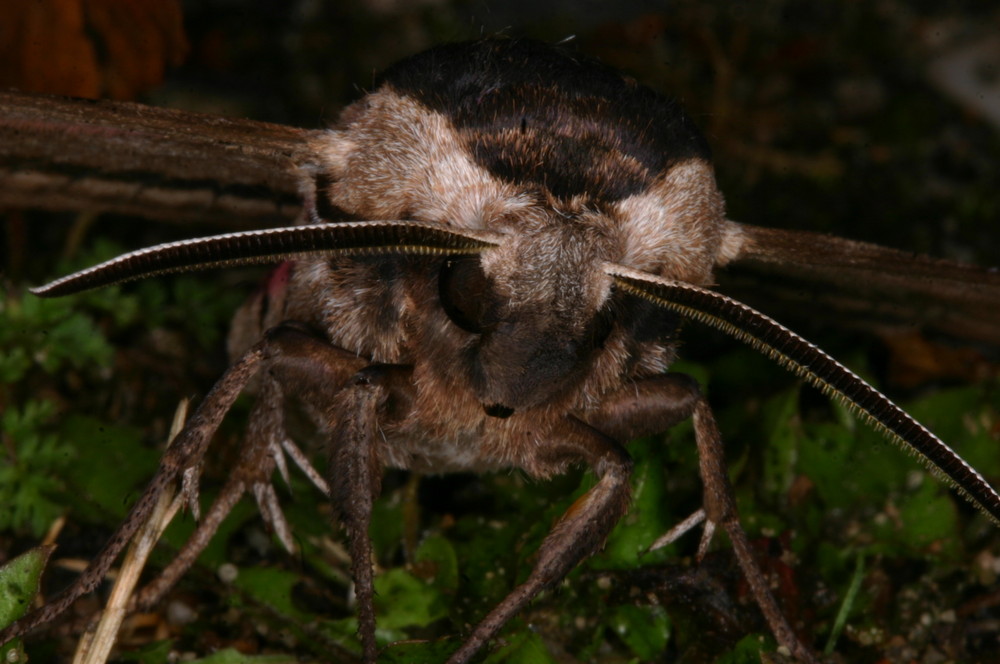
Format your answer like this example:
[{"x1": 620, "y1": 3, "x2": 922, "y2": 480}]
[{"x1": 2, "y1": 38, "x2": 999, "y2": 662}]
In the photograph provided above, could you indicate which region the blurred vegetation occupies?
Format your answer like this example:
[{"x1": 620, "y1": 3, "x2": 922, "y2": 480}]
[{"x1": 2, "y1": 1, "x2": 999, "y2": 662}]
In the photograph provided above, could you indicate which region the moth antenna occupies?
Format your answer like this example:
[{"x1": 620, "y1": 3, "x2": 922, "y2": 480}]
[
  {"x1": 32, "y1": 221, "x2": 501, "y2": 297},
  {"x1": 606, "y1": 262, "x2": 1000, "y2": 527}
]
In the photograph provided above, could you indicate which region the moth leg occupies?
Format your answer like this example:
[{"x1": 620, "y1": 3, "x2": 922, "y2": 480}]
[
  {"x1": 691, "y1": 399, "x2": 817, "y2": 664},
  {"x1": 279, "y1": 435, "x2": 331, "y2": 495},
  {"x1": 132, "y1": 374, "x2": 287, "y2": 611},
  {"x1": 134, "y1": 463, "x2": 248, "y2": 612},
  {"x1": 580, "y1": 373, "x2": 702, "y2": 442},
  {"x1": 134, "y1": 323, "x2": 366, "y2": 612},
  {"x1": 0, "y1": 341, "x2": 267, "y2": 647},
  {"x1": 238, "y1": 324, "x2": 395, "y2": 663},
  {"x1": 260, "y1": 328, "x2": 403, "y2": 663},
  {"x1": 584, "y1": 373, "x2": 815, "y2": 663},
  {"x1": 446, "y1": 418, "x2": 633, "y2": 664},
  {"x1": 326, "y1": 364, "x2": 414, "y2": 663},
  {"x1": 582, "y1": 374, "x2": 717, "y2": 551},
  {"x1": 645, "y1": 507, "x2": 708, "y2": 554}
]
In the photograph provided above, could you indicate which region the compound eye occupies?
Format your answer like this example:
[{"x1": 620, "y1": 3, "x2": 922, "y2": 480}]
[{"x1": 439, "y1": 256, "x2": 492, "y2": 334}]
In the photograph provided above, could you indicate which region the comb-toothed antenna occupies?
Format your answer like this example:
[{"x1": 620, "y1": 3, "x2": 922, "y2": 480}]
[
  {"x1": 32, "y1": 222, "x2": 502, "y2": 297},
  {"x1": 605, "y1": 262, "x2": 1000, "y2": 527}
]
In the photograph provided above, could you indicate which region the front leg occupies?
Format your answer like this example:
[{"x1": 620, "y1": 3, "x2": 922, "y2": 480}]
[
  {"x1": 447, "y1": 418, "x2": 633, "y2": 664},
  {"x1": 588, "y1": 373, "x2": 817, "y2": 663},
  {"x1": 325, "y1": 363, "x2": 415, "y2": 663},
  {"x1": 691, "y1": 399, "x2": 817, "y2": 664}
]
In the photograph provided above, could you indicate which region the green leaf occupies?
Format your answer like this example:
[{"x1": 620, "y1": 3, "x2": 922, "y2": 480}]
[
  {"x1": 232, "y1": 567, "x2": 314, "y2": 623},
  {"x1": 0, "y1": 545, "x2": 54, "y2": 662},
  {"x1": 599, "y1": 435, "x2": 677, "y2": 568},
  {"x1": 759, "y1": 387, "x2": 802, "y2": 498},
  {"x1": 0, "y1": 401, "x2": 71, "y2": 535},
  {"x1": 415, "y1": 534, "x2": 460, "y2": 593},
  {"x1": 57, "y1": 415, "x2": 159, "y2": 522},
  {"x1": 895, "y1": 479, "x2": 960, "y2": 557},
  {"x1": 715, "y1": 633, "x2": 772, "y2": 664},
  {"x1": 374, "y1": 567, "x2": 447, "y2": 630},
  {"x1": 608, "y1": 604, "x2": 670, "y2": 659}
]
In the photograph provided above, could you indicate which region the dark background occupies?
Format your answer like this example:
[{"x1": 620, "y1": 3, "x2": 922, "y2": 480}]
[{"x1": 2, "y1": 1, "x2": 999, "y2": 662}]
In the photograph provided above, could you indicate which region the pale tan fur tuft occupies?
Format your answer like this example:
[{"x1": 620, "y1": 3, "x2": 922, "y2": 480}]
[
  {"x1": 716, "y1": 220, "x2": 750, "y2": 266},
  {"x1": 613, "y1": 159, "x2": 727, "y2": 285},
  {"x1": 308, "y1": 88, "x2": 536, "y2": 229}
]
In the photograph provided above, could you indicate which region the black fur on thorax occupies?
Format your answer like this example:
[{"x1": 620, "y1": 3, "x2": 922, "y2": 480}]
[{"x1": 380, "y1": 38, "x2": 711, "y2": 202}]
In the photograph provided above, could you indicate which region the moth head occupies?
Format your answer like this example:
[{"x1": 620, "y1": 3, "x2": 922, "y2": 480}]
[{"x1": 439, "y1": 223, "x2": 615, "y2": 415}]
